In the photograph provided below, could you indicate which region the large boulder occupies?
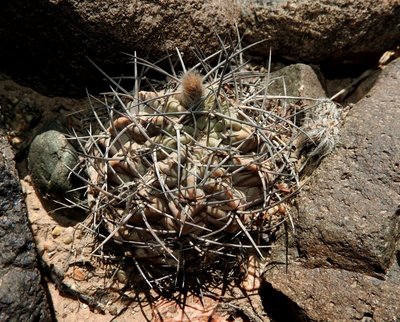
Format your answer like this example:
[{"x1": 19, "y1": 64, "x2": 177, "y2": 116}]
[
  {"x1": 261, "y1": 261, "x2": 400, "y2": 322},
  {"x1": 261, "y1": 57, "x2": 400, "y2": 321},
  {"x1": 295, "y1": 57, "x2": 400, "y2": 277},
  {"x1": 0, "y1": 0, "x2": 239, "y2": 96},
  {"x1": 0, "y1": 131, "x2": 52, "y2": 322},
  {"x1": 1, "y1": 0, "x2": 398, "y2": 96},
  {"x1": 240, "y1": 0, "x2": 400, "y2": 68}
]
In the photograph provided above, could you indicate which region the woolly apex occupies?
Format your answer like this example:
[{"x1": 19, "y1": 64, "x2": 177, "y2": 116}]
[{"x1": 177, "y1": 70, "x2": 204, "y2": 110}]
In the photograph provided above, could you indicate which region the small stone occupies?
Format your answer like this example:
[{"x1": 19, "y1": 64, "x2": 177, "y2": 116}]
[
  {"x1": 109, "y1": 305, "x2": 119, "y2": 316},
  {"x1": 61, "y1": 234, "x2": 73, "y2": 245},
  {"x1": 268, "y1": 63, "x2": 326, "y2": 102},
  {"x1": 29, "y1": 129, "x2": 81, "y2": 203},
  {"x1": 61, "y1": 227, "x2": 74, "y2": 245},
  {"x1": 72, "y1": 267, "x2": 86, "y2": 281},
  {"x1": 11, "y1": 136, "x2": 22, "y2": 146},
  {"x1": 51, "y1": 226, "x2": 64, "y2": 238},
  {"x1": 116, "y1": 270, "x2": 127, "y2": 283}
]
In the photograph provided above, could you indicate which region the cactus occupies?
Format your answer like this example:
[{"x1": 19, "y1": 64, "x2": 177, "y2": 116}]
[{"x1": 70, "y1": 41, "x2": 340, "y2": 290}]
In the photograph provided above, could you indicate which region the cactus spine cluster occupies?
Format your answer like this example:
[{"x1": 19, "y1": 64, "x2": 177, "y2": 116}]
[{"x1": 72, "y1": 42, "x2": 339, "y2": 288}]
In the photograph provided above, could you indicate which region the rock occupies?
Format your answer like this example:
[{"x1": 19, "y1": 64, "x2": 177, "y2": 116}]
[
  {"x1": 0, "y1": 0, "x2": 239, "y2": 96},
  {"x1": 240, "y1": 0, "x2": 400, "y2": 67},
  {"x1": 0, "y1": 78, "x2": 89, "y2": 165},
  {"x1": 269, "y1": 63, "x2": 326, "y2": 100},
  {"x1": 152, "y1": 295, "x2": 222, "y2": 322},
  {"x1": 29, "y1": 130, "x2": 81, "y2": 203},
  {"x1": 0, "y1": 86, "x2": 42, "y2": 154},
  {"x1": 295, "y1": 58, "x2": 400, "y2": 276},
  {"x1": 268, "y1": 63, "x2": 342, "y2": 176},
  {"x1": 261, "y1": 260, "x2": 400, "y2": 322},
  {"x1": 51, "y1": 226, "x2": 64, "y2": 238},
  {"x1": 2, "y1": 1, "x2": 398, "y2": 96},
  {"x1": 267, "y1": 225, "x2": 299, "y2": 267},
  {"x1": 61, "y1": 227, "x2": 74, "y2": 245},
  {"x1": 0, "y1": 130, "x2": 52, "y2": 321}
]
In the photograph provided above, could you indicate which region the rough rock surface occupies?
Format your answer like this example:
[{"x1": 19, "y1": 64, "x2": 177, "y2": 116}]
[
  {"x1": 0, "y1": 0, "x2": 239, "y2": 96},
  {"x1": 0, "y1": 131, "x2": 52, "y2": 322},
  {"x1": 240, "y1": 0, "x2": 400, "y2": 67},
  {"x1": 0, "y1": 78, "x2": 86, "y2": 157},
  {"x1": 261, "y1": 260, "x2": 400, "y2": 322},
  {"x1": 295, "y1": 57, "x2": 400, "y2": 277},
  {"x1": 259, "y1": 58, "x2": 400, "y2": 321},
  {"x1": 29, "y1": 129, "x2": 81, "y2": 202},
  {"x1": 1, "y1": 0, "x2": 399, "y2": 96},
  {"x1": 269, "y1": 63, "x2": 326, "y2": 99}
]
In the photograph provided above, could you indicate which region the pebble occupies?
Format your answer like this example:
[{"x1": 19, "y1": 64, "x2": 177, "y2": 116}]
[
  {"x1": 61, "y1": 227, "x2": 75, "y2": 245},
  {"x1": 61, "y1": 234, "x2": 74, "y2": 245},
  {"x1": 72, "y1": 267, "x2": 86, "y2": 281},
  {"x1": 10, "y1": 136, "x2": 23, "y2": 147},
  {"x1": 51, "y1": 226, "x2": 64, "y2": 237},
  {"x1": 116, "y1": 270, "x2": 127, "y2": 283},
  {"x1": 109, "y1": 305, "x2": 119, "y2": 316},
  {"x1": 29, "y1": 129, "x2": 81, "y2": 205}
]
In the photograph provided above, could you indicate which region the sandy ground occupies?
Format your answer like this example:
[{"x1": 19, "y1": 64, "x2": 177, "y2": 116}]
[{"x1": 20, "y1": 162, "x2": 268, "y2": 322}]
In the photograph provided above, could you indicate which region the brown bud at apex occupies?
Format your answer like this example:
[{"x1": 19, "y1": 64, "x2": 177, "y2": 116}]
[{"x1": 177, "y1": 70, "x2": 204, "y2": 109}]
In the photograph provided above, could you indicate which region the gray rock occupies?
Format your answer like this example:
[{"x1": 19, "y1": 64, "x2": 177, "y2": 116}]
[
  {"x1": 240, "y1": 0, "x2": 400, "y2": 65},
  {"x1": 0, "y1": 130, "x2": 52, "y2": 322},
  {"x1": 29, "y1": 130, "x2": 80, "y2": 202},
  {"x1": 268, "y1": 63, "x2": 342, "y2": 176},
  {"x1": 295, "y1": 58, "x2": 400, "y2": 276},
  {"x1": 261, "y1": 260, "x2": 400, "y2": 322},
  {"x1": 269, "y1": 63, "x2": 326, "y2": 100}
]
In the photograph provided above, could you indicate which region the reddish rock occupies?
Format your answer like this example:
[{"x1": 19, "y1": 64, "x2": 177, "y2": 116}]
[{"x1": 261, "y1": 260, "x2": 400, "y2": 322}]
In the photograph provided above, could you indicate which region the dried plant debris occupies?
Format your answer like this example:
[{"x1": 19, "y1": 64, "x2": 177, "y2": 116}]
[{"x1": 64, "y1": 39, "x2": 341, "y2": 294}]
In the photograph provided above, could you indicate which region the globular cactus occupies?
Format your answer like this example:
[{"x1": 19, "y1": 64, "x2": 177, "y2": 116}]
[{"x1": 72, "y1": 42, "x2": 340, "y2": 288}]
